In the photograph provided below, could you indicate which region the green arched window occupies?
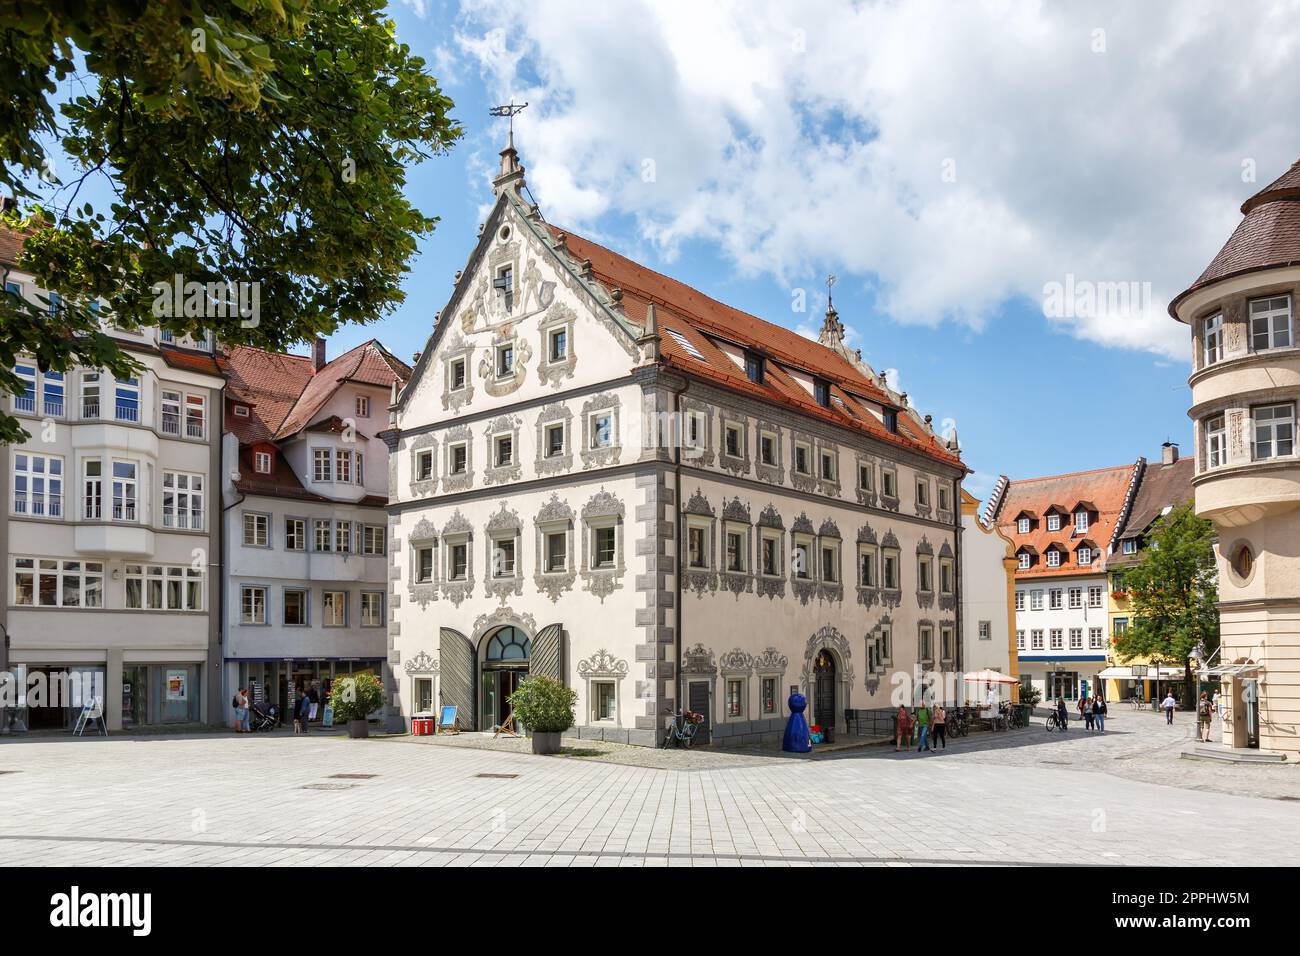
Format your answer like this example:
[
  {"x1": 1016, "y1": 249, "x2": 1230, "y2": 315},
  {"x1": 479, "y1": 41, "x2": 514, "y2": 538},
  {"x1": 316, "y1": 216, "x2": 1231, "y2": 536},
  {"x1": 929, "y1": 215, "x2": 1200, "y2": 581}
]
[{"x1": 485, "y1": 626, "x2": 531, "y2": 663}]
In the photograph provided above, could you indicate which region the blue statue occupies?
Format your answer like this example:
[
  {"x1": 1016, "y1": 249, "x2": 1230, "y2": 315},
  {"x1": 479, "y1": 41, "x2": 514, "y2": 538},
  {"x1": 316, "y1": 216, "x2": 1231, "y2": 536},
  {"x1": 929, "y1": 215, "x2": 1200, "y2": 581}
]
[{"x1": 783, "y1": 690, "x2": 811, "y2": 753}]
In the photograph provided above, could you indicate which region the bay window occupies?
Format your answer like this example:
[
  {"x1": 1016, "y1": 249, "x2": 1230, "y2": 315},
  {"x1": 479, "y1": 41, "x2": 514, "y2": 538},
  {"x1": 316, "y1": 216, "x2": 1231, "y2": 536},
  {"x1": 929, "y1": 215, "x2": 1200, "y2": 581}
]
[{"x1": 12, "y1": 452, "x2": 63, "y2": 518}]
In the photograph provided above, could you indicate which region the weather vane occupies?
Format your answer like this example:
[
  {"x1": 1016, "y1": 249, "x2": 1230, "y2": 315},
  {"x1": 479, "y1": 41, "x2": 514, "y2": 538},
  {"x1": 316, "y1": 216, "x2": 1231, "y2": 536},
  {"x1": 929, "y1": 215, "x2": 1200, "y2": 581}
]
[
  {"x1": 489, "y1": 101, "x2": 529, "y2": 137},
  {"x1": 826, "y1": 274, "x2": 837, "y2": 306}
]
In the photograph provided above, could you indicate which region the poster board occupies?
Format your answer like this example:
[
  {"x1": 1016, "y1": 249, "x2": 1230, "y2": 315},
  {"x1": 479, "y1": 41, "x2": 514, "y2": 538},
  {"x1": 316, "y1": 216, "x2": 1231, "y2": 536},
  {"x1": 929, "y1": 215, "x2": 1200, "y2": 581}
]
[
  {"x1": 437, "y1": 704, "x2": 459, "y2": 734},
  {"x1": 165, "y1": 669, "x2": 188, "y2": 701},
  {"x1": 321, "y1": 704, "x2": 334, "y2": 728}
]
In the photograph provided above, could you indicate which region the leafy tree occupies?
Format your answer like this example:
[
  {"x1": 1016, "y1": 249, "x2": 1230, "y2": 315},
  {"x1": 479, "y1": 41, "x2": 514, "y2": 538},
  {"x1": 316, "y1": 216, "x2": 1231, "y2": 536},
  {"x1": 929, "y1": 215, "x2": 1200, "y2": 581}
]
[
  {"x1": 1111, "y1": 503, "x2": 1219, "y2": 706},
  {"x1": 0, "y1": 0, "x2": 460, "y2": 442}
]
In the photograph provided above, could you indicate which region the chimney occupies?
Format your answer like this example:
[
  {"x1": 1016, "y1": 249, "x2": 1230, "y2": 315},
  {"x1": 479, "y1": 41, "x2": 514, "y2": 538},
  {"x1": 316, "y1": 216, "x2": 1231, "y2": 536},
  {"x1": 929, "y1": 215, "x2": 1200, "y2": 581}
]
[
  {"x1": 1161, "y1": 441, "x2": 1179, "y2": 465},
  {"x1": 312, "y1": 336, "x2": 326, "y2": 373}
]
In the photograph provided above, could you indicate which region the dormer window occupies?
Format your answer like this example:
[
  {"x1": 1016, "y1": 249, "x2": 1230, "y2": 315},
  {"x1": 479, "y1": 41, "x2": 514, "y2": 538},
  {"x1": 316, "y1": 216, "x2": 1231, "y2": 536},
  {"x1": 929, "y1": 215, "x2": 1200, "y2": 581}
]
[
  {"x1": 883, "y1": 409, "x2": 898, "y2": 433},
  {"x1": 254, "y1": 451, "x2": 272, "y2": 474},
  {"x1": 1073, "y1": 511, "x2": 1089, "y2": 534},
  {"x1": 494, "y1": 265, "x2": 514, "y2": 311},
  {"x1": 1018, "y1": 552, "x2": 1031, "y2": 570},
  {"x1": 813, "y1": 378, "x2": 831, "y2": 407},
  {"x1": 1046, "y1": 513, "x2": 1061, "y2": 532},
  {"x1": 744, "y1": 351, "x2": 764, "y2": 384},
  {"x1": 1017, "y1": 517, "x2": 1030, "y2": 534},
  {"x1": 1122, "y1": 538, "x2": 1138, "y2": 555},
  {"x1": 1077, "y1": 546, "x2": 1093, "y2": 566},
  {"x1": 233, "y1": 404, "x2": 250, "y2": 418},
  {"x1": 1045, "y1": 549, "x2": 1061, "y2": 568}
]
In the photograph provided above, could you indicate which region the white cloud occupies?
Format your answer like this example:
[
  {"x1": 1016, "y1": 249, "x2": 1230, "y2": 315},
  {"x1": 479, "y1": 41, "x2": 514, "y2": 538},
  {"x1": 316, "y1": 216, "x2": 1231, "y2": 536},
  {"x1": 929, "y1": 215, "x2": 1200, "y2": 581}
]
[{"x1": 455, "y1": 0, "x2": 1300, "y2": 359}]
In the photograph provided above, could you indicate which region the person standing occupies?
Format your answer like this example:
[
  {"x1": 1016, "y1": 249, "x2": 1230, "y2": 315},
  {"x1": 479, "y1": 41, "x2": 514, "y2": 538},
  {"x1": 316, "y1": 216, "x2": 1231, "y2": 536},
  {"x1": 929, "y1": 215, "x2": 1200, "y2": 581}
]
[
  {"x1": 932, "y1": 703, "x2": 947, "y2": 750},
  {"x1": 292, "y1": 683, "x2": 303, "y2": 734},
  {"x1": 915, "y1": 700, "x2": 931, "y2": 752},
  {"x1": 895, "y1": 704, "x2": 912, "y2": 752},
  {"x1": 1197, "y1": 692, "x2": 1213, "y2": 742},
  {"x1": 299, "y1": 687, "x2": 313, "y2": 734},
  {"x1": 1094, "y1": 695, "x2": 1107, "y2": 733},
  {"x1": 1056, "y1": 697, "x2": 1068, "y2": 731},
  {"x1": 1083, "y1": 695, "x2": 1095, "y2": 731},
  {"x1": 1162, "y1": 691, "x2": 1177, "y2": 725}
]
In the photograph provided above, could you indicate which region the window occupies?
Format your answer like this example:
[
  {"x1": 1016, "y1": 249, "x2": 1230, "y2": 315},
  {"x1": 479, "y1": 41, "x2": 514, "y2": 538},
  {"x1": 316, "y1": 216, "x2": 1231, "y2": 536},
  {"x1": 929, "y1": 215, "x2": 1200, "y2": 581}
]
[
  {"x1": 1087, "y1": 585, "x2": 1103, "y2": 608},
  {"x1": 336, "y1": 448, "x2": 352, "y2": 484},
  {"x1": 720, "y1": 677, "x2": 744, "y2": 719},
  {"x1": 548, "y1": 328, "x2": 568, "y2": 362},
  {"x1": 1073, "y1": 511, "x2": 1089, "y2": 533},
  {"x1": 415, "y1": 679, "x2": 434, "y2": 714},
  {"x1": 940, "y1": 626, "x2": 954, "y2": 661},
  {"x1": 240, "y1": 586, "x2": 266, "y2": 624},
  {"x1": 1112, "y1": 572, "x2": 1126, "y2": 593},
  {"x1": 858, "y1": 463, "x2": 873, "y2": 491},
  {"x1": 495, "y1": 342, "x2": 514, "y2": 378},
  {"x1": 115, "y1": 377, "x2": 140, "y2": 422},
  {"x1": 39, "y1": 370, "x2": 64, "y2": 416},
  {"x1": 1205, "y1": 415, "x2": 1226, "y2": 468},
  {"x1": 544, "y1": 532, "x2": 567, "y2": 572},
  {"x1": 820, "y1": 450, "x2": 836, "y2": 482},
  {"x1": 1031, "y1": 629, "x2": 1044, "y2": 650},
  {"x1": 1016, "y1": 630, "x2": 1025, "y2": 651},
  {"x1": 322, "y1": 590, "x2": 347, "y2": 627},
  {"x1": 243, "y1": 512, "x2": 269, "y2": 547},
  {"x1": 449, "y1": 443, "x2": 468, "y2": 475},
  {"x1": 545, "y1": 424, "x2": 565, "y2": 458},
  {"x1": 81, "y1": 372, "x2": 101, "y2": 418},
  {"x1": 882, "y1": 549, "x2": 899, "y2": 589},
  {"x1": 938, "y1": 484, "x2": 951, "y2": 513},
  {"x1": 759, "y1": 433, "x2": 776, "y2": 466},
  {"x1": 979, "y1": 620, "x2": 991, "y2": 641},
  {"x1": 13, "y1": 557, "x2": 103, "y2": 608},
  {"x1": 254, "y1": 451, "x2": 272, "y2": 474},
  {"x1": 883, "y1": 409, "x2": 898, "y2": 433},
  {"x1": 111, "y1": 461, "x2": 137, "y2": 521},
  {"x1": 1069, "y1": 628, "x2": 1083, "y2": 650},
  {"x1": 594, "y1": 526, "x2": 617, "y2": 569},
  {"x1": 494, "y1": 434, "x2": 513, "y2": 467},
  {"x1": 1046, "y1": 513, "x2": 1061, "y2": 532},
  {"x1": 1203, "y1": 313, "x2": 1223, "y2": 365},
  {"x1": 882, "y1": 468, "x2": 897, "y2": 498},
  {"x1": 744, "y1": 351, "x2": 764, "y2": 384},
  {"x1": 1049, "y1": 588, "x2": 1063, "y2": 610},
  {"x1": 12, "y1": 365, "x2": 35, "y2": 414},
  {"x1": 761, "y1": 677, "x2": 777, "y2": 715},
  {"x1": 1068, "y1": 587, "x2": 1082, "y2": 610},
  {"x1": 284, "y1": 589, "x2": 307, "y2": 626},
  {"x1": 724, "y1": 423, "x2": 742, "y2": 458},
  {"x1": 361, "y1": 591, "x2": 384, "y2": 627},
  {"x1": 1030, "y1": 589, "x2": 1044, "y2": 611},
  {"x1": 495, "y1": 265, "x2": 514, "y2": 311},
  {"x1": 761, "y1": 536, "x2": 779, "y2": 576},
  {"x1": 493, "y1": 538, "x2": 516, "y2": 577},
  {"x1": 449, "y1": 543, "x2": 468, "y2": 580},
  {"x1": 12, "y1": 452, "x2": 63, "y2": 518},
  {"x1": 793, "y1": 541, "x2": 813, "y2": 580},
  {"x1": 185, "y1": 393, "x2": 205, "y2": 438},
  {"x1": 725, "y1": 530, "x2": 746, "y2": 572},
  {"x1": 416, "y1": 546, "x2": 434, "y2": 582},
  {"x1": 813, "y1": 378, "x2": 831, "y2": 407},
  {"x1": 335, "y1": 521, "x2": 352, "y2": 554},
  {"x1": 1077, "y1": 546, "x2": 1093, "y2": 566},
  {"x1": 363, "y1": 525, "x2": 386, "y2": 556},
  {"x1": 355, "y1": 395, "x2": 370, "y2": 417},
  {"x1": 83, "y1": 459, "x2": 102, "y2": 519},
  {"x1": 1015, "y1": 591, "x2": 1025, "y2": 612},
  {"x1": 858, "y1": 548, "x2": 876, "y2": 587},
  {"x1": 939, "y1": 557, "x2": 953, "y2": 595},
  {"x1": 917, "y1": 555, "x2": 932, "y2": 592},
  {"x1": 313, "y1": 449, "x2": 332, "y2": 482},
  {"x1": 162, "y1": 472, "x2": 203, "y2": 530},
  {"x1": 450, "y1": 358, "x2": 467, "y2": 390},
  {"x1": 1089, "y1": 627, "x2": 1106, "y2": 650},
  {"x1": 1249, "y1": 295, "x2": 1291, "y2": 351},
  {"x1": 793, "y1": 443, "x2": 811, "y2": 475},
  {"x1": 1049, "y1": 628, "x2": 1064, "y2": 651},
  {"x1": 314, "y1": 519, "x2": 332, "y2": 552},
  {"x1": 820, "y1": 544, "x2": 839, "y2": 583},
  {"x1": 918, "y1": 625, "x2": 933, "y2": 663},
  {"x1": 1122, "y1": 538, "x2": 1138, "y2": 556},
  {"x1": 877, "y1": 624, "x2": 893, "y2": 664},
  {"x1": 688, "y1": 526, "x2": 708, "y2": 569},
  {"x1": 1017, "y1": 517, "x2": 1030, "y2": 534},
  {"x1": 916, "y1": 479, "x2": 929, "y2": 506},
  {"x1": 590, "y1": 412, "x2": 614, "y2": 449},
  {"x1": 1018, "y1": 552, "x2": 1031, "y2": 570},
  {"x1": 593, "y1": 681, "x2": 617, "y2": 722},
  {"x1": 285, "y1": 518, "x2": 305, "y2": 551},
  {"x1": 685, "y1": 410, "x2": 706, "y2": 452},
  {"x1": 1045, "y1": 549, "x2": 1061, "y2": 568},
  {"x1": 415, "y1": 449, "x2": 434, "y2": 480},
  {"x1": 1253, "y1": 403, "x2": 1294, "y2": 460},
  {"x1": 1113, "y1": 617, "x2": 1129, "y2": 638}
]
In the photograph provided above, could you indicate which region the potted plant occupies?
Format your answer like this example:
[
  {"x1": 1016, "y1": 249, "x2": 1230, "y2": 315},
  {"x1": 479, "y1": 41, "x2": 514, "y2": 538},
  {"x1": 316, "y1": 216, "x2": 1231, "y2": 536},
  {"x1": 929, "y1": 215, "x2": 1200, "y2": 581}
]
[
  {"x1": 329, "y1": 673, "x2": 384, "y2": 739},
  {"x1": 507, "y1": 675, "x2": 575, "y2": 754}
]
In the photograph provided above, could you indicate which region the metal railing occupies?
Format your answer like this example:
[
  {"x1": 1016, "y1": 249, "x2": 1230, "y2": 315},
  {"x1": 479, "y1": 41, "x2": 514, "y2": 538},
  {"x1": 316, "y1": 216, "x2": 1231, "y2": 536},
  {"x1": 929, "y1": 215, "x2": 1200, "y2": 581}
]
[
  {"x1": 13, "y1": 494, "x2": 62, "y2": 517},
  {"x1": 42, "y1": 398, "x2": 64, "y2": 416},
  {"x1": 115, "y1": 404, "x2": 139, "y2": 423},
  {"x1": 160, "y1": 411, "x2": 180, "y2": 435},
  {"x1": 162, "y1": 509, "x2": 203, "y2": 530},
  {"x1": 81, "y1": 400, "x2": 100, "y2": 419},
  {"x1": 185, "y1": 418, "x2": 205, "y2": 438},
  {"x1": 111, "y1": 497, "x2": 137, "y2": 521},
  {"x1": 14, "y1": 395, "x2": 35, "y2": 413}
]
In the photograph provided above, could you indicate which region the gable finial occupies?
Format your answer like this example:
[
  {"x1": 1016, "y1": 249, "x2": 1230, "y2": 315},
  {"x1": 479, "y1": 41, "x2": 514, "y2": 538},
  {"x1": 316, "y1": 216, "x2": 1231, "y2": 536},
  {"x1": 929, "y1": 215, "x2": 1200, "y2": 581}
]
[
  {"x1": 818, "y1": 273, "x2": 845, "y2": 348},
  {"x1": 490, "y1": 101, "x2": 529, "y2": 196}
]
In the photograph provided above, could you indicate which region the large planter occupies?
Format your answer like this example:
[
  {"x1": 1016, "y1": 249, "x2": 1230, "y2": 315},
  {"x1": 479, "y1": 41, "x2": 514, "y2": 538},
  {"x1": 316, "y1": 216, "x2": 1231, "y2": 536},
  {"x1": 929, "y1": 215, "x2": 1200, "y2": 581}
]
[
  {"x1": 347, "y1": 719, "x2": 369, "y2": 739},
  {"x1": 530, "y1": 731, "x2": 561, "y2": 754}
]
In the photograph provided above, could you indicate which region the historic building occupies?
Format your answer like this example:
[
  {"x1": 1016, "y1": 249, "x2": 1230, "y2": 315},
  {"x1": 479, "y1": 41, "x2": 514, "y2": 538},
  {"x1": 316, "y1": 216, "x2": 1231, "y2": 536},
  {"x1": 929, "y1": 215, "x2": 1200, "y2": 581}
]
[
  {"x1": 959, "y1": 488, "x2": 1016, "y2": 693},
  {"x1": 1102, "y1": 443, "x2": 1195, "y2": 703},
  {"x1": 219, "y1": 339, "x2": 409, "y2": 724},
  {"x1": 2, "y1": 227, "x2": 224, "y2": 730},
  {"x1": 1172, "y1": 157, "x2": 1300, "y2": 754},
  {"x1": 985, "y1": 461, "x2": 1143, "y2": 704},
  {"x1": 384, "y1": 137, "x2": 966, "y2": 746}
]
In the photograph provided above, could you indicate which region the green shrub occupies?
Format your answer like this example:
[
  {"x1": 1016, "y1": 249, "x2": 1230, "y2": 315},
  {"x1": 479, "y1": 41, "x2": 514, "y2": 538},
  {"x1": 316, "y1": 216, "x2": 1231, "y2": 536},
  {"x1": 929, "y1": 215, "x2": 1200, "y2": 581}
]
[
  {"x1": 508, "y1": 675, "x2": 576, "y2": 734},
  {"x1": 1018, "y1": 682, "x2": 1042, "y2": 710},
  {"x1": 329, "y1": 673, "x2": 384, "y2": 722}
]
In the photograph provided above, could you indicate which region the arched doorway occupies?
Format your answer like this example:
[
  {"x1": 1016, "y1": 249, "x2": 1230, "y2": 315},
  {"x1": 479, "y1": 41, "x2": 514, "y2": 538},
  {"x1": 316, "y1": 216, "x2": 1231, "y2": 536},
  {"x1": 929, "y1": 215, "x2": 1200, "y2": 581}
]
[
  {"x1": 814, "y1": 650, "x2": 836, "y2": 731},
  {"x1": 480, "y1": 625, "x2": 531, "y2": 731}
]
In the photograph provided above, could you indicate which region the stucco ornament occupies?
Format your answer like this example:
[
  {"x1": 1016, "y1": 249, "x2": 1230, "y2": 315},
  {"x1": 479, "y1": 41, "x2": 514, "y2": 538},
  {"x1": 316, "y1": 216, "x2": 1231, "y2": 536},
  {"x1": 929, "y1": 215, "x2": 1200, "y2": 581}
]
[
  {"x1": 403, "y1": 650, "x2": 439, "y2": 676},
  {"x1": 577, "y1": 649, "x2": 629, "y2": 679}
]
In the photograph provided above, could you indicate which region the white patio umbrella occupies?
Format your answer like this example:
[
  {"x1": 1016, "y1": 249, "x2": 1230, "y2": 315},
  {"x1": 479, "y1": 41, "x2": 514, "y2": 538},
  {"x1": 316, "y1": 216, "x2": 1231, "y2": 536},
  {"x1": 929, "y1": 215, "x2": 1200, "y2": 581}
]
[{"x1": 962, "y1": 669, "x2": 1019, "y2": 684}]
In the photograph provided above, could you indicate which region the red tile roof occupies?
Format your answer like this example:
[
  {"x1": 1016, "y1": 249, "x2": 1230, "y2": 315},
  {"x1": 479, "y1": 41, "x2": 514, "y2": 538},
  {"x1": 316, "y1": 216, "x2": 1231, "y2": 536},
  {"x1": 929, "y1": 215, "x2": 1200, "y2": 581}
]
[
  {"x1": 232, "y1": 444, "x2": 386, "y2": 506},
  {"x1": 1171, "y1": 158, "x2": 1300, "y2": 317},
  {"x1": 0, "y1": 223, "x2": 26, "y2": 268},
  {"x1": 272, "y1": 340, "x2": 410, "y2": 440},
  {"x1": 995, "y1": 462, "x2": 1141, "y2": 578},
  {"x1": 546, "y1": 224, "x2": 962, "y2": 469}
]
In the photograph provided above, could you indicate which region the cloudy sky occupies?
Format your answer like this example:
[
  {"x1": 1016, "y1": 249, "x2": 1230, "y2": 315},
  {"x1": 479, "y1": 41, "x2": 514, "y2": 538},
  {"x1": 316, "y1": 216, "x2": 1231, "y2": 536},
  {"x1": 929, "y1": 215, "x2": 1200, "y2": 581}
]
[{"x1": 355, "y1": 0, "x2": 1300, "y2": 495}]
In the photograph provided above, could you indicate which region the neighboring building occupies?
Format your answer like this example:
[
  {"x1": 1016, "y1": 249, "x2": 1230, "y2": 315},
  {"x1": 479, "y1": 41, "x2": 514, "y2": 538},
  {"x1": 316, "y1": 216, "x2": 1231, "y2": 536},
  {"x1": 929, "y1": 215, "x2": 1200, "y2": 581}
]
[
  {"x1": 986, "y1": 460, "x2": 1143, "y2": 704},
  {"x1": 960, "y1": 488, "x2": 1016, "y2": 695},
  {"x1": 384, "y1": 137, "x2": 966, "y2": 746},
  {"x1": 2, "y1": 227, "x2": 225, "y2": 730},
  {"x1": 220, "y1": 339, "x2": 409, "y2": 724},
  {"x1": 1171, "y1": 156, "x2": 1300, "y2": 753},
  {"x1": 1102, "y1": 443, "x2": 1196, "y2": 703}
]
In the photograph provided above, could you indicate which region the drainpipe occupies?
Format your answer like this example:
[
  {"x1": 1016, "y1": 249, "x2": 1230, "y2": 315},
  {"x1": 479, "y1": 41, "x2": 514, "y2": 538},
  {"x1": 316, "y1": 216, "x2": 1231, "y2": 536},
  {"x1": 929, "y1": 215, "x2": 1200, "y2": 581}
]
[
  {"x1": 671, "y1": 379, "x2": 688, "y2": 722},
  {"x1": 953, "y1": 475, "x2": 963, "y2": 703}
]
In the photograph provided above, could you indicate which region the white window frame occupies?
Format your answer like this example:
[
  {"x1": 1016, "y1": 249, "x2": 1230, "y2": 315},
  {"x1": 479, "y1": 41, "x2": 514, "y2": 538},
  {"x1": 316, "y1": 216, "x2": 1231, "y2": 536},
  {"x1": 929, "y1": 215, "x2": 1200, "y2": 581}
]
[
  {"x1": 360, "y1": 590, "x2": 384, "y2": 627},
  {"x1": 254, "y1": 451, "x2": 272, "y2": 474},
  {"x1": 285, "y1": 517, "x2": 306, "y2": 552},
  {"x1": 240, "y1": 585, "x2": 267, "y2": 624},
  {"x1": 313, "y1": 448, "x2": 332, "y2": 482},
  {"x1": 1203, "y1": 312, "x2": 1223, "y2": 365},
  {"x1": 355, "y1": 395, "x2": 370, "y2": 417},
  {"x1": 1073, "y1": 511, "x2": 1089, "y2": 533},
  {"x1": 12, "y1": 451, "x2": 63, "y2": 519},
  {"x1": 322, "y1": 590, "x2": 347, "y2": 627},
  {"x1": 1252, "y1": 403, "x2": 1295, "y2": 461},
  {"x1": 1249, "y1": 295, "x2": 1292, "y2": 352},
  {"x1": 1205, "y1": 415, "x2": 1226, "y2": 469},
  {"x1": 13, "y1": 557, "x2": 104, "y2": 608},
  {"x1": 1017, "y1": 517, "x2": 1030, "y2": 534},
  {"x1": 162, "y1": 471, "x2": 204, "y2": 530},
  {"x1": 362, "y1": 525, "x2": 386, "y2": 556},
  {"x1": 1046, "y1": 513, "x2": 1061, "y2": 532},
  {"x1": 243, "y1": 512, "x2": 269, "y2": 547}
]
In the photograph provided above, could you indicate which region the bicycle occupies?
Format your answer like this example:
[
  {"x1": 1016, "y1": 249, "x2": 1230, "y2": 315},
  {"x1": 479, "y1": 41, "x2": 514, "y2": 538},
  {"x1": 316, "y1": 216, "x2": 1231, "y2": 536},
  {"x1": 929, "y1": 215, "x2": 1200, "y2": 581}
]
[
  {"x1": 949, "y1": 707, "x2": 970, "y2": 738},
  {"x1": 660, "y1": 708, "x2": 703, "y2": 748},
  {"x1": 1045, "y1": 710, "x2": 1065, "y2": 732},
  {"x1": 1129, "y1": 695, "x2": 1145, "y2": 711}
]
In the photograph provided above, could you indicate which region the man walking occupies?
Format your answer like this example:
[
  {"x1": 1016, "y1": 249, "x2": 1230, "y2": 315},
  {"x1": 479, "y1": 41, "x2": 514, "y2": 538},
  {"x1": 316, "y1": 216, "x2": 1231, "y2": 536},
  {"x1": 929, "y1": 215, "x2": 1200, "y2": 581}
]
[
  {"x1": 1197, "y1": 692, "x2": 1214, "y2": 742},
  {"x1": 915, "y1": 700, "x2": 932, "y2": 752},
  {"x1": 1161, "y1": 691, "x2": 1177, "y2": 725},
  {"x1": 1094, "y1": 695, "x2": 1107, "y2": 733}
]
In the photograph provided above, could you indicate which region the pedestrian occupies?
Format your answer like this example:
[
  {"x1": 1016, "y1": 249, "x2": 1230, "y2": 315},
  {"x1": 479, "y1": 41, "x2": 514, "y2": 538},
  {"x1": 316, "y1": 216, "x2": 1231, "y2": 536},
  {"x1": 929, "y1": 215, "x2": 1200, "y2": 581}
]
[
  {"x1": 1197, "y1": 692, "x2": 1213, "y2": 742},
  {"x1": 1162, "y1": 691, "x2": 1177, "y2": 725},
  {"x1": 915, "y1": 700, "x2": 932, "y2": 752},
  {"x1": 299, "y1": 686, "x2": 313, "y2": 734},
  {"x1": 292, "y1": 683, "x2": 303, "y2": 734},
  {"x1": 895, "y1": 704, "x2": 912, "y2": 752},
  {"x1": 932, "y1": 702, "x2": 947, "y2": 750},
  {"x1": 1056, "y1": 697, "x2": 1068, "y2": 731},
  {"x1": 1094, "y1": 695, "x2": 1107, "y2": 733},
  {"x1": 1083, "y1": 695, "x2": 1095, "y2": 731}
]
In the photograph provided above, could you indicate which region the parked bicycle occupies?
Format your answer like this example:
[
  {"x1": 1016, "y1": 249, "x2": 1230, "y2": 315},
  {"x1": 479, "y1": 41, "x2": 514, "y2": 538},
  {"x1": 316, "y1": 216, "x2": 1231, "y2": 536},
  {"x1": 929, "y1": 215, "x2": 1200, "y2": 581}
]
[
  {"x1": 1130, "y1": 695, "x2": 1145, "y2": 711},
  {"x1": 949, "y1": 706, "x2": 971, "y2": 738},
  {"x1": 660, "y1": 707, "x2": 704, "y2": 748}
]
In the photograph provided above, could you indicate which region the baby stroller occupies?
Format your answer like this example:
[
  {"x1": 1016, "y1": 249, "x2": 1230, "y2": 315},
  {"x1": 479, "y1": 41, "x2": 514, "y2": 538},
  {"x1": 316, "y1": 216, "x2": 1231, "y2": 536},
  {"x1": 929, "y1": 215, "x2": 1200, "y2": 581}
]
[{"x1": 250, "y1": 703, "x2": 279, "y2": 732}]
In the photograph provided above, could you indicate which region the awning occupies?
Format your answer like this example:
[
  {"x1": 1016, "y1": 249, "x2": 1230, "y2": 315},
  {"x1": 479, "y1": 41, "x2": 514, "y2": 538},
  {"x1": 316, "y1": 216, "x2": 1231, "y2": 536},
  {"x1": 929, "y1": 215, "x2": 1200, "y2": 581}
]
[
  {"x1": 963, "y1": 669, "x2": 1019, "y2": 684},
  {"x1": 1198, "y1": 662, "x2": 1262, "y2": 678},
  {"x1": 1097, "y1": 665, "x2": 1186, "y2": 680}
]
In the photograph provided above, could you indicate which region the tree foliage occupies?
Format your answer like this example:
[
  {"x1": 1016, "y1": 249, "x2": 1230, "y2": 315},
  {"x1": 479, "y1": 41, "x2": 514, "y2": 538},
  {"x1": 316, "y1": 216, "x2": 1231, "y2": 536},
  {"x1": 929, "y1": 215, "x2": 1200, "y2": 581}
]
[
  {"x1": 1111, "y1": 503, "x2": 1219, "y2": 703},
  {"x1": 0, "y1": 0, "x2": 461, "y2": 441}
]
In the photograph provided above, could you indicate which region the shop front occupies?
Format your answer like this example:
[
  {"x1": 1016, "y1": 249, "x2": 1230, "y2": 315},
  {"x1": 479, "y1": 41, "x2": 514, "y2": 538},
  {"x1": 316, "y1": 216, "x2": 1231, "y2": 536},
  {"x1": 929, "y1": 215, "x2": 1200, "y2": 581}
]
[
  {"x1": 228, "y1": 658, "x2": 385, "y2": 728},
  {"x1": 120, "y1": 663, "x2": 203, "y2": 727}
]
